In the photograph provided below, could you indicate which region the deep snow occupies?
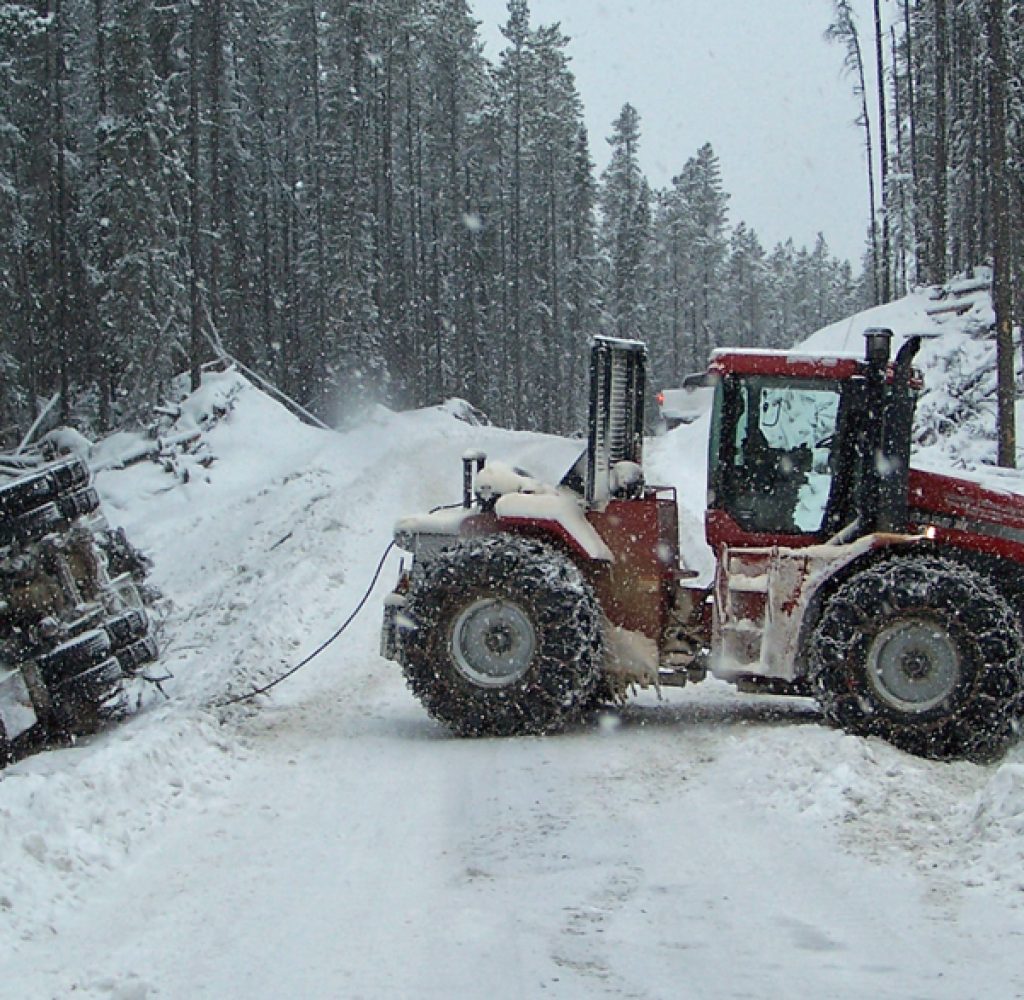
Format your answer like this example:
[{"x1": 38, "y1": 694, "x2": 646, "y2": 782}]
[{"x1": 4, "y1": 286, "x2": 1024, "y2": 996}]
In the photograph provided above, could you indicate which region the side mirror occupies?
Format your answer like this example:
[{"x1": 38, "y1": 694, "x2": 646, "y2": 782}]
[{"x1": 681, "y1": 371, "x2": 720, "y2": 390}]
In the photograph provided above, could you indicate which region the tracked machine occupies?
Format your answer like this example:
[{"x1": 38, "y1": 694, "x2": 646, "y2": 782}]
[
  {"x1": 0, "y1": 456, "x2": 158, "y2": 761},
  {"x1": 382, "y1": 333, "x2": 1024, "y2": 760}
]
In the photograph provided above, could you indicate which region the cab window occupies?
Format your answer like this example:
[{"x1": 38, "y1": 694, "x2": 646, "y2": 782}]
[{"x1": 720, "y1": 377, "x2": 840, "y2": 535}]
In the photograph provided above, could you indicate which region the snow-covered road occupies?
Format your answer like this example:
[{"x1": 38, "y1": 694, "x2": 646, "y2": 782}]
[
  {"x1": 4, "y1": 376, "x2": 1024, "y2": 999},
  {"x1": 8, "y1": 682, "x2": 1022, "y2": 999}
]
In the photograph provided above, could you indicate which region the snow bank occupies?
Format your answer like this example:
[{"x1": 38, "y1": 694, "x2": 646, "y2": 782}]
[
  {"x1": 800, "y1": 268, "x2": 1024, "y2": 490},
  {"x1": 645, "y1": 409, "x2": 716, "y2": 582},
  {"x1": 0, "y1": 371, "x2": 585, "y2": 951},
  {"x1": 0, "y1": 708, "x2": 241, "y2": 944}
]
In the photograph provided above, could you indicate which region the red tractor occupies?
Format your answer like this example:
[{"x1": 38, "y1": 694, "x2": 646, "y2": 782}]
[{"x1": 381, "y1": 333, "x2": 1024, "y2": 760}]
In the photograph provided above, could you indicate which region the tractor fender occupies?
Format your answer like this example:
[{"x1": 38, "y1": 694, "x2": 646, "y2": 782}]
[
  {"x1": 789, "y1": 534, "x2": 935, "y2": 673},
  {"x1": 490, "y1": 493, "x2": 613, "y2": 562}
]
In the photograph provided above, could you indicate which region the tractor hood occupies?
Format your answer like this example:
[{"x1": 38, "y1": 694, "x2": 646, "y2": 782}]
[
  {"x1": 393, "y1": 459, "x2": 614, "y2": 563},
  {"x1": 908, "y1": 466, "x2": 1024, "y2": 553}
]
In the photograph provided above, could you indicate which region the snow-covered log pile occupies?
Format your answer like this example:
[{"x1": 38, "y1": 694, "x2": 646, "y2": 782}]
[
  {"x1": 88, "y1": 370, "x2": 243, "y2": 483},
  {"x1": 0, "y1": 456, "x2": 159, "y2": 763}
]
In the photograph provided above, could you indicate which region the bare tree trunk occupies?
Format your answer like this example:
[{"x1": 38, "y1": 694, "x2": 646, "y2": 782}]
[
  {"x1": 403, "y1": 32, "x2": 424, "y2": 404},
  {"x1": 246, "y1": 8, "x2": 274, "y2": 365},
  {"x1": 548, "y1": 140, "x2": 561, "y2": 431},
  {"x1": 858, "y1": 42, "x2": 879, "y2": 304},
  {"x1": 207, "y1": 0, "x2": 223, "y2": 334},
  {"x1": 988, "y1": 0, "x2": 1015, "y2": 467},
  {"x1": 931, "y1": 0, "x2": 949, "y2": 284},
  {"x1": 307, "y1": 0, "x2": 326, "y2": 401},
  {"x1": 903, "y1": 0, "x2": 921, "y2": 286},
  {"x1": 891, "y1": 26, "x2": 908, "y2": 293},
  {"x1": 510, "y1": 50, "x2": 523, "y2": 426},
  {"x1": 188, "y1": 1, "x2": 203, "y2": 392},
  {"x1": 873, "y1": 0, "x2": 891, "y2": 302},
  {"x1": 46, "y1": 0, "x2": 72, "y2": 420},
  {"x1": 93, "y1": 0, "x2": 112, "y2": 427},
  {"x1": 830, "y1": 4, "x2": 879, "y2": 302}
]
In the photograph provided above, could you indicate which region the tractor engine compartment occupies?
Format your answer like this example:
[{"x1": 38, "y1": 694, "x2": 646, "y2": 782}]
[{"x1": 391, "y1": 450, "x2": 684, "y2": 649}]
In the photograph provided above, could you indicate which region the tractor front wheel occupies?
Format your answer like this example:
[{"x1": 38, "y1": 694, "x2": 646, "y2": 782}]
[
  {"x1": 400, "y1": 535, "x2": 603, "y2": 737},
  {"x1": 806, "y1": 555, "x2": 1024, "y2": 761}
]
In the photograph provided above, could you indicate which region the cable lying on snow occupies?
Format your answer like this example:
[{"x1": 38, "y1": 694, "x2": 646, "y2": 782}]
[
  {"x1": 217, "y1": 541, "x2": 396, "y2": 707},
  {"x1": 215, "y1": 501, "x2": 465, "y2": 707}
]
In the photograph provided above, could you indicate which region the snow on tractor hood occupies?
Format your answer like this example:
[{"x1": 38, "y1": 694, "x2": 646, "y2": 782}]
[
  {"x1": 393, "y1": 505, "x2": 476, "y2": 543},
  {"x1": 475, "y1": 461, "x2": 554, "y2": 501},
  {"x1": 393, "y1": 459, "x2": 613, "y2": 562}
]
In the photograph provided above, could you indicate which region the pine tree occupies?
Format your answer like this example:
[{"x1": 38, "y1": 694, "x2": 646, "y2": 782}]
[
  {"x1": 600, "y1": 103, "x2": 649, "y2": 340},
  {"x1": 678, "y1": 143, "x2": 729, "y2": 361},
  {"x1": 988, "y1": 0, "x2": 1015, "y2": 466},
  {"x1": 0, "y1": 0, "x2": 890, "y2": 440},
  {"x1": 0, "y1": 6, "x2": 52, "y2": 430},
  {"x1": 725, "y1": 223, "x2": 767, "y2": 348},
  {"x1": 89, "y1": 0, "x2": 184, "y2": 422}
]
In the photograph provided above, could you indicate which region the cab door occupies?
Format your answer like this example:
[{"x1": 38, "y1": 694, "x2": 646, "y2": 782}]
[{"x1": 707, "y1": 376, "x2": 843, "y2": 678}]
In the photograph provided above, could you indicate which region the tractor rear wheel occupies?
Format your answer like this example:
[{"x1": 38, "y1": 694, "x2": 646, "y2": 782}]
[
  {"x1": 806, "y1": 555, "x2": 1024, "y2": 761},
  {"x1": 400, "y1": 535, "x2": 603, "y2": 737}
]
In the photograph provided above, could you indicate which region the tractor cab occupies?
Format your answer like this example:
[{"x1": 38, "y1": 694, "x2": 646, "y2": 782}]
[
  {"x1": 698, "y1": 331, "x2": 924, "y2": 689},
  {"x1": 705, "y1": 330, "x2": 921, "y2": 551}
]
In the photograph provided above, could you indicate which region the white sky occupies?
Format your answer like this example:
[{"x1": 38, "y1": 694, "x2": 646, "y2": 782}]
[{"x1": 470, "y1": 0, "x2": 883, "y2": 266}]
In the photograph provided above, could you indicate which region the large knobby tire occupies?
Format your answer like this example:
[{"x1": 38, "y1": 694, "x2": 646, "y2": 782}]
[
  {"x1": 104, "y1": 608, "x2": 150, "y2": 650},
  {"x1": 0, "y1": 457, "x2": 89, "y2": 520},
  {"x1": 400, "y1": 535, "x2": 604, "y2": 737},
  {"x1": 806, "y1": 555, "x2": 1024, "y2": 761},
  {"x1": 115, "y1": 635, "x2": 159, "y2": 675},
  {"x1": 50, "y1": 656, "x2": 128, "y2": 736},
  {"x1": 0, "y1": 502, "x2": 67, "y2": 547},
  {"x1": 35, "y1": 629, "x2": 113, "y2": 688},
  {"x1": 55, "y1": 486, "x2": 100, "y2": 521}
]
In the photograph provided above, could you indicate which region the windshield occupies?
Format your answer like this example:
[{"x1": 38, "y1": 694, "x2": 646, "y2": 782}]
[{"x1": 715, "y1": 376, "x2": 841, "y2": 535}]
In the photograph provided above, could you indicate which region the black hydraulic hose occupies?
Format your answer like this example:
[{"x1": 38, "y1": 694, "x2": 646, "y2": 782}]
[
  {"x1": 215, "y1": 503, "x2": 463, "y2": 708},
  {"x1": 217, "y1": 541, "x2": 396, "y2": 707}
]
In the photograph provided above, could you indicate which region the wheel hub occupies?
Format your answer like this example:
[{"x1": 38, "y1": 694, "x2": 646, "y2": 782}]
[
  {"x1": 451, "y1": 597, "x2": 536, "y2": 689},
  {"x1": 484, "y1": 626, "x2": 514, "y2": 656},
  {"x1": 866, "y1": 618, "x2": 962, "y2": 714}
]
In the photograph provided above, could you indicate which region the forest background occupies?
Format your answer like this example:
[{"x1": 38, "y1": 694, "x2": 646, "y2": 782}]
[{"x1": 0, "y1": 0, "x2": 1020, "y2": 440}]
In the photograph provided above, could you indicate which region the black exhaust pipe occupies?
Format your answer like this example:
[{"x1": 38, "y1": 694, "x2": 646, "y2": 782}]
[
  {"x1": 858, "y1": 328, "x2": 920, "y2": 533},
  {"x1": 864, "y1": 327, "x2": 893, "y2": 369}
]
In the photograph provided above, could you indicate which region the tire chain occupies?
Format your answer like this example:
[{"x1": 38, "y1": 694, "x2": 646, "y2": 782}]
[
  {"x1": 399, "y1": 534, "x2": 603, "y2": 737},
  {"x1": 0, "y1": 457, "x2": 90, "y2": 519},
  {"x1": 806, "y1": 554, "x2": 1024, "y2": 761}
]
